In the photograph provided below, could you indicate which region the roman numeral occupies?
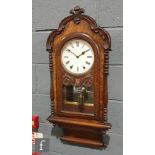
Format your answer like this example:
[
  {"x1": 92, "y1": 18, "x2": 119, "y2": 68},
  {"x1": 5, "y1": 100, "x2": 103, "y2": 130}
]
[
  {"x1": 77, "y1": 66, "x2": 79, "y2": 71},
  {"x1": 70, "y1": 43, "x2": 74, "y2": 48},
  {"x1": 82, "y1": 43, "x2": 85, "y2": 48},
  {"x1": 83, "y1": 66, "x2": 86, "y2": 70},
  {"x1": 64, "y1": 56, "x2": 69, "y2": 58},
  {"x1": 70, "y1": 65, "x2": 73, "y2": 69},
  {"x1": 87, "y1": 56, "x2": 92, "y2": 58},
  {"x1": 86, "y1": 61, "x2": 90, "y2": 65},
  {"x1": 66, "y1": 49, "x2": 71, "y2": 52},
  {"x1": 66, "y1": 61, "x2": 70, "y2": 64},
  {"x1": 76, "y1": 41, "x2": 79, "y2": 47}
]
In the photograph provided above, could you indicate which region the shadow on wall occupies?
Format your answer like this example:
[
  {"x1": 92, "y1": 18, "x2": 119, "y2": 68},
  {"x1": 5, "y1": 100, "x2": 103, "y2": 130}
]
[
  {"x1": 51, "y1": 125, "x2": 110, "y2": 150},
  {"x1": 51, "y1": 125, "x2": 63, "y2": 138}
]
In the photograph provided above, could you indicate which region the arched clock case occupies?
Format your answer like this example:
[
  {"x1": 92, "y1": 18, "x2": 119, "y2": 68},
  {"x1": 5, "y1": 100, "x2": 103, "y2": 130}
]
[{"x1": 46, "y1": 6, "x2": 112, "y2": 148}]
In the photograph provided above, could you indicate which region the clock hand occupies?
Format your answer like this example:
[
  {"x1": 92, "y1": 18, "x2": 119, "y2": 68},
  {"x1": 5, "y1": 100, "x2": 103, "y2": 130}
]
[
  {"x1": 78, "y1": 49, "x2": 90, "y2": 57},
  {"x1": 67, "y1": 49, "x2": 78, "y2": 57},
  {"x1": 78, "y1": 51, "x2": 85, "y2": 57}
]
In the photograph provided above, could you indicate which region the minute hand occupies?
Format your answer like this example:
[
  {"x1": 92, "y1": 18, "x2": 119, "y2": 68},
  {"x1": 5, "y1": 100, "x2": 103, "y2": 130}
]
[
  {"x1": 78, "y1": 49, "x2": 90, "y2": 57},
  {"x1": 67, "y1": 49, "x2": 78, "y2": 57}
]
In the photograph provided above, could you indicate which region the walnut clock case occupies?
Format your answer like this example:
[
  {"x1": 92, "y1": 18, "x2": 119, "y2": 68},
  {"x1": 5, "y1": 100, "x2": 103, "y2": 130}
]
[{"x1": 46, "y1": 6, "x2": 112, "y2": 148}]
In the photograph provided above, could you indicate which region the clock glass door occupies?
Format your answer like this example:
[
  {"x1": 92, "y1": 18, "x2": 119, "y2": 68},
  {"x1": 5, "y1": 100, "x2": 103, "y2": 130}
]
[
  {"x1": 60, "y1": 38, "x2": 95, "y2": 115},
  {"x1": 62, "y1": 85, "x2": 94, "y2": 114}
]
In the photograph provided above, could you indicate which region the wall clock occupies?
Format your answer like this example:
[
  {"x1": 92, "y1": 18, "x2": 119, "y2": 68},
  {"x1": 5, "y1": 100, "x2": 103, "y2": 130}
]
[{"x1": 46, "y1": 6, "x2": 112, "y2": 147}]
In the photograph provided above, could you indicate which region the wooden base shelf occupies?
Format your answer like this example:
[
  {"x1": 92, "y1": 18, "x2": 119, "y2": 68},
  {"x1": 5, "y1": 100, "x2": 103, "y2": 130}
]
[
  {"x1": 48, "y1": 116, "x2": 111, "y2": 130},
  {"x1": 61, "y1": 136, "x2": 105, "y2": 147},
  {"x1": 47, "y1": 115, "x2": 111, "y2": 147}
]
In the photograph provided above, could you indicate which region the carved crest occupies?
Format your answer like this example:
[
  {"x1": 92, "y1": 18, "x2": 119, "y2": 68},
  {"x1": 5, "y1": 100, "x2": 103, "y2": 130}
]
[
  {"x1": 70, "y1": 6, "x2": 85, "y2": 24},
  {"x1": 70, "y1": 6, "x2": 85, "y2": 15},
  {"x1": 46, "y1": 6, "x2": 111, "y2": 49}
]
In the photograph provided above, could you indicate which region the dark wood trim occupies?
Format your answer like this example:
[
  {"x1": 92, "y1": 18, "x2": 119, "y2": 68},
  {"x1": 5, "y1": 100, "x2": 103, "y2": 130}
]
[{"x1": 48, "y1": 116, "x2": 111, "y2": 129}]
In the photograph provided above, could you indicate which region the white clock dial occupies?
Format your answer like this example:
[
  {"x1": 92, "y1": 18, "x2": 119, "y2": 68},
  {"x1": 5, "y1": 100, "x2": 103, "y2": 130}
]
[{"x1": 61, "y1": 39, "x2": 94, "y2": 75}]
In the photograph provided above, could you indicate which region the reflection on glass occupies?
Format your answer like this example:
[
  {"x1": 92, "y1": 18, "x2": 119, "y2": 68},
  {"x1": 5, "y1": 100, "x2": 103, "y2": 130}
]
[{"x1": 62, "y1": 85, "x2": 94, "y2": 114}]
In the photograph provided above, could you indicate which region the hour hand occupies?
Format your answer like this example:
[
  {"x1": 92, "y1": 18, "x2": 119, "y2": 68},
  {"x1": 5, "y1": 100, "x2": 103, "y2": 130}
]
[{"x1": 78, "y1": 49, "x2": 90, "y2": 57}]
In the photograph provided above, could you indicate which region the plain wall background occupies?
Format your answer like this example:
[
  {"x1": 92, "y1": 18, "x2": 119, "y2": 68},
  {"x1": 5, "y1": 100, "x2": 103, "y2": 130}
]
[{"x1": 32, "y1": 0, "x2": 123, "y2": 155}]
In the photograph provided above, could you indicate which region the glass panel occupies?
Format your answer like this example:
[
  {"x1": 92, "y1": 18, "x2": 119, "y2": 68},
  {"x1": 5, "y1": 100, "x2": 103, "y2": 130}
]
[{"x1": 62, "y1": 85, "x2": 94, "y2": 114}]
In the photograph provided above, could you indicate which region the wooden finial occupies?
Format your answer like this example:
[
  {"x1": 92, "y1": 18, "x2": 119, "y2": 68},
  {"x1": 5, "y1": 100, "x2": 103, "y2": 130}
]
[{"x1": 70, "y1": 6, "x2": 85, "y2": 15}]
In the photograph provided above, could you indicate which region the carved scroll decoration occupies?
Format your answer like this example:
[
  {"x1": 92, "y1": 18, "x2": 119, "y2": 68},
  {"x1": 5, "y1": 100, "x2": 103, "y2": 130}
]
[{"x1": 63, "y1": 74, "x2": 75, "y2": 86}]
